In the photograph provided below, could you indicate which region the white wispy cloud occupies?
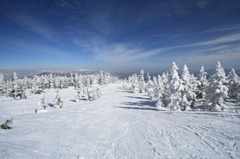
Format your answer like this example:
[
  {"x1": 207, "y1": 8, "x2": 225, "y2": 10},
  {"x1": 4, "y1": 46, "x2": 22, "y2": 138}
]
[
  {"x1": 94, "y1": 44, "x2": 164, "y2": 62},
  {"x1": 72, "y1": 29, "x2": 240, "y2": 66},
  {"x1": 73, "y1": 35, "x2": 164, "y2": 63},
  {"x1": 200, "y1": 24, "x2": 240, "y2": 33},
  {"x1": 171, "y1": 42, "x2": 240, "y2": 70},
  {"x1": 180, "y1": 48, "x2": 240, "y2": 63},
  {"x1": 147, "y1": 32, "x2": 240, "y2": 70},
  {"x1": 7, "y1": 13, "x2": 56, "y2": 41},
  {"x1": 7, "y1": 39, "x2": 73, "y2": 57},
  {"x1": 188, "y1": 33, "x2": 240, "y2": 47}
]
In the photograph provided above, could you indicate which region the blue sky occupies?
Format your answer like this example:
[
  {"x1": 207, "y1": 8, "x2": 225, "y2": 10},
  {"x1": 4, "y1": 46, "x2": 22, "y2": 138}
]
[{"x1": 0, "y1": 0, "x2": 240, "y2": 72}]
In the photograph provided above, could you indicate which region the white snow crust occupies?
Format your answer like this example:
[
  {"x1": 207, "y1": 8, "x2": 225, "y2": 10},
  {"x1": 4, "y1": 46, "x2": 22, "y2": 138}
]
[{"x1": 0, "y1": 83, "x2": 240, "y2": 159}]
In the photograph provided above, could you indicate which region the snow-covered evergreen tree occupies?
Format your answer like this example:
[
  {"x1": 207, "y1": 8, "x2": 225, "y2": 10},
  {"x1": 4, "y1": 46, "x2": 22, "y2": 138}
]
[
  {"x1": 0, "y1": 73, "x2": 4, "y2": 95},
  {"x1": 75, "y1": 91, "x2": 81, "y2": 102},
  {"x1": 11, "y1": 73, "x2": 27, "y2": 100},
  {"x1": 130, "y1": 74, "x2": 140, "y2": 93},
  {"x1": 155, "y1": 76, "x2": 161, "y2": 98},
  {"x1": 181, "y1": 94, "x2": 191, "y2": 111},
  {"x1": 227, "y1": 68, "x2": 240, "y2": 99},
  {"x1": 139, "y1": 69, "x2": 146, "y2": 93},
  {"x1": 197, "y1": 66, "x2": 208, "y2": 99},
  {"x1": 206, "y1": 61, "x2": 228, "y2": 111},
  {"x1": 13, "y1": 72, "x2": 18, "y2": 81},
  {"x1": 181, "y1": 64, "x2": 196, "y2": 110},
  {"x1": 156, "y1": 97, "x2": 164, "y2": 108},
  {"x1": 53, "y1": 90, "x2": 63, "y2": 108},
  {"x1": 147, "y1": 72, "x2": 151, "y2": 82},
  {"x1": 38, "y1": 93, "x2": 47, "y2": 110},
  {"x1": 95, "y1": 87, "x2": 101, "y2": 99},
  {"x1": 164, "y1": 62, "x2": 184, "y2": 111},
  {"x1": 86, "y1": 87, "x2": 101, "y2": 101},
  {"x1": 146, "y1": 79, "x2": 154, "y2": 99}
]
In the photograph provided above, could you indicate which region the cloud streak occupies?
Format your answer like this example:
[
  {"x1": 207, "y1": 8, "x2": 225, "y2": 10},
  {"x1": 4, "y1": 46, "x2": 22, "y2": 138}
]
[
  {"x1": 73, "y1": 35, "x2": 164, "y2": 63},
  {"x1": 200, "y1": 24, "x2": 240, "y2": 33},
  {"x1": 6, "y1": 39, "x2": 73, "y2": 57},
  {"x1": 6, "y1": 12, "x2": 56, "y2": 41}
]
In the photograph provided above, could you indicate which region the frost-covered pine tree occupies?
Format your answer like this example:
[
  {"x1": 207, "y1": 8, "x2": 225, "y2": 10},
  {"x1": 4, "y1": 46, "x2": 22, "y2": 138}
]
[
  {"x1": 181, "y1": 64, "x2": 196, "y2": 110},
  {"x1": 130, "y1": 74, "x2": 140, "y2": 93},
  {"x1": 69, "y1": 72, "x2": 74, "y2": 86},
  {"x1": 13, "y1": 72, "x2": 18, "y2": 81},
  {"x1": 11, "y1": 73, "x2": 27, "y2": 100},
  {"x1": 95, "y1": 87, "x2": 101, "y2": 98},
  {"x1": 161, "y1": 72, "x2": 169, "y2": 100},
  {"x1": 99, "y1": 71, "x2": 105, "y2": 85},
  {"x1": 53, "y1": 90, "x2": 63, "y2": 108},
  {"x1": 87, "y1": 87, "x2": 101, "y2": 101},
  {"x1": 206, "y1": 61, "x2": 228, "y2": 111},
  {"x1": 181, "y1": 94, "x2": 191, "y2": 110},
  {"x1": 164, "y1": 62, "x2": 184, "y2": 111},
  {"x1": 155, "y1": 75, "x2": 163, "y2": 98},
  {"x1": 156, "y1": 97, "x2": 164, "y2": 108},
  {"x1": 146, "y1": 79, "x2": 154, "y2": 100},
  {"x1": 75, "y1": 91, "x2": 81, "y2": 102},
  {"x1": 227, "y1": 68, "x2": 240, "y2": 99},
  {"x1": 154, "y1": 75, "x2": 165, "y2": 108},
  {"x1": 197, "y1": 66, "x2": 208, "y2": 99},
  {"x1": 147, "y1": 72, "x2": 151, "y2": 82},
  {"x1": 0, "y1": 73, "x2": 4, "y2": 95},
  {"x1": 87, "y1": 88, "x2": 95, "y2": 101},
  {"x1": 4, "y1": 80, "x2": 12, "y2": 97},
  {"x1": 152, "y1": 76, "x2": 161, "y2": 99},
  {"x1": 139, "y1": 69, "x2": 146, "y2": 93},
  {"x1": 38, "y1": 93, "x2": 47, "y2": 110}
]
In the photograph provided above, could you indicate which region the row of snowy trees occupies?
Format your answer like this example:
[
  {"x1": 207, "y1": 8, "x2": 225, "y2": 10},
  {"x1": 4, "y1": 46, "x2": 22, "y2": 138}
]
[
  {"x1": 129, "y1": 61, "x2": 240, "y2": 111},
  {"x1": 0, "y1": 71, "x2": 118, "y2": 100},
  {"x1": 37, "y1": 86, "x2": 102, "y2": 112}
]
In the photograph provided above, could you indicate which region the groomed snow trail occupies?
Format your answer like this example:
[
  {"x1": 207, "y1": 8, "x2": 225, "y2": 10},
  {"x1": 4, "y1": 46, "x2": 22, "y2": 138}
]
[{"x1": 0, "y1": 83, "x2": 240, "y2": 159}]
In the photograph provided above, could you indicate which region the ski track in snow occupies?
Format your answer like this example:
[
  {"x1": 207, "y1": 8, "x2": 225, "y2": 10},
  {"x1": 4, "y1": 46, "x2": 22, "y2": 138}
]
[{"x1": 0, "y1": 83, "x2": 240, "y2": 159}]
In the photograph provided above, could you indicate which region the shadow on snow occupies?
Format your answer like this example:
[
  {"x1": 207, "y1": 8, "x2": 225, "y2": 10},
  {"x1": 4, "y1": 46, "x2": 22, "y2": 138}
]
[
  {"x1": 122, "y1": 100, "x2": 156, "y2": 107},
  {"x1": 124, "y1": 96, "x2": 150, "y2": 100},
  {"x1": 117, "y1": 106, "x2": 159, "y2": 111},
  {"x1": 115, "y1": 100, "x2": 160, "y2": 111}
]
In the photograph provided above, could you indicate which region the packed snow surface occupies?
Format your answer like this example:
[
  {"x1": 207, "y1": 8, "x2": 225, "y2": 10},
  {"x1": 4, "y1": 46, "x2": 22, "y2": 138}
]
[{"x1": 0, "y1": 83, "x2": 240, "y2": 159}]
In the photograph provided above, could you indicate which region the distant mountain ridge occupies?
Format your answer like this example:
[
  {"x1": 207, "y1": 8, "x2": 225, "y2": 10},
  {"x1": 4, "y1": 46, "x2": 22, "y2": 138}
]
[{"x1": 0, "y1": 68, "x2": 239, "y2": 80}]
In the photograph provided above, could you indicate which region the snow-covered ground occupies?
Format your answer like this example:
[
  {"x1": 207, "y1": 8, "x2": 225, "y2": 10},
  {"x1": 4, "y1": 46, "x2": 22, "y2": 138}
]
[{"x1": 0, "y1": 83, "x2": 240, "y2": 159}]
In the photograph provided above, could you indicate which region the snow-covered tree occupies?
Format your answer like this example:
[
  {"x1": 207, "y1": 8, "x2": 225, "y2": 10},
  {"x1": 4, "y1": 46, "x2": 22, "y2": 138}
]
[
  {"x1": 197, "y1": 66, "x2": 208, "y2": 98},
  {"x1": 146, "y1": 79, "x2": 154, "y2": 99},
  {"x1": 13, "y1": 72, "x2": 18, "y2": 81},
  {"x1": 75, "y1": 91, "x2": 81, "y2": 102},
  {"x1": 1, "y1": 118, "x2": 13, "y2": 129},
  {"x1": 153, "y1": 75, "x2": 165, "y2": 104},
  {"x1": 139, "y1": 69, "x2": 146, "y2": 93},
  {"x1": 86, "y1": 87, "x2": 101, "y2": 101},
  {"x1": 147, "y1": 72, "x2": 151, "y2": 82},
  {"x1": 38, "y1": 94, "x2": 47, "y2": 110},
  {"x1": 164, "y1": 62, "x2": 184, "y2": 111},
  {"x1": 0, "y1": 73, "x2": 4, "y2": 95},
  {"x1": 11, "y1": 73, "x2": 27, "y2": 100},
  {"x1": 156, "y1": 97, "x2": 164, "y2": 108},
  {"x1": 181, "y1": 65, "x2": 196, "y2": 110},
  {"x1": 181, "y1": 94, "x2": 191, "y2": 111},
  {"x1": 227, "y1": 68, "x2": 240, "y2": 99},
  {"x1": 129, "y1": 74, "x2": 140, "y2": 93},
  {"x1": 95, "y1": 87, "x2": 101, "y2": 99},
  {"x1": 205, "y1": 61, "x2": 228, "y2": 111},
  {"x1": 53, "y1": 91, "x2": 63, "y2": 108}
]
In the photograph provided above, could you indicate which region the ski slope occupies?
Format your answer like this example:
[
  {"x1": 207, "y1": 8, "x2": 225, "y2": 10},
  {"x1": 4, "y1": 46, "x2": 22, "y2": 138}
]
[{"x1": 0, "y1": 83, "x2": 240, "y2": 159}]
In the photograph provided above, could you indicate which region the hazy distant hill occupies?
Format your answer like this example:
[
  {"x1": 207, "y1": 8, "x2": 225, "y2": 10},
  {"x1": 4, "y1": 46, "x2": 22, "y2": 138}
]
[{"x1": 0, "y1": 68, "x2": 239, "y2": 80}]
